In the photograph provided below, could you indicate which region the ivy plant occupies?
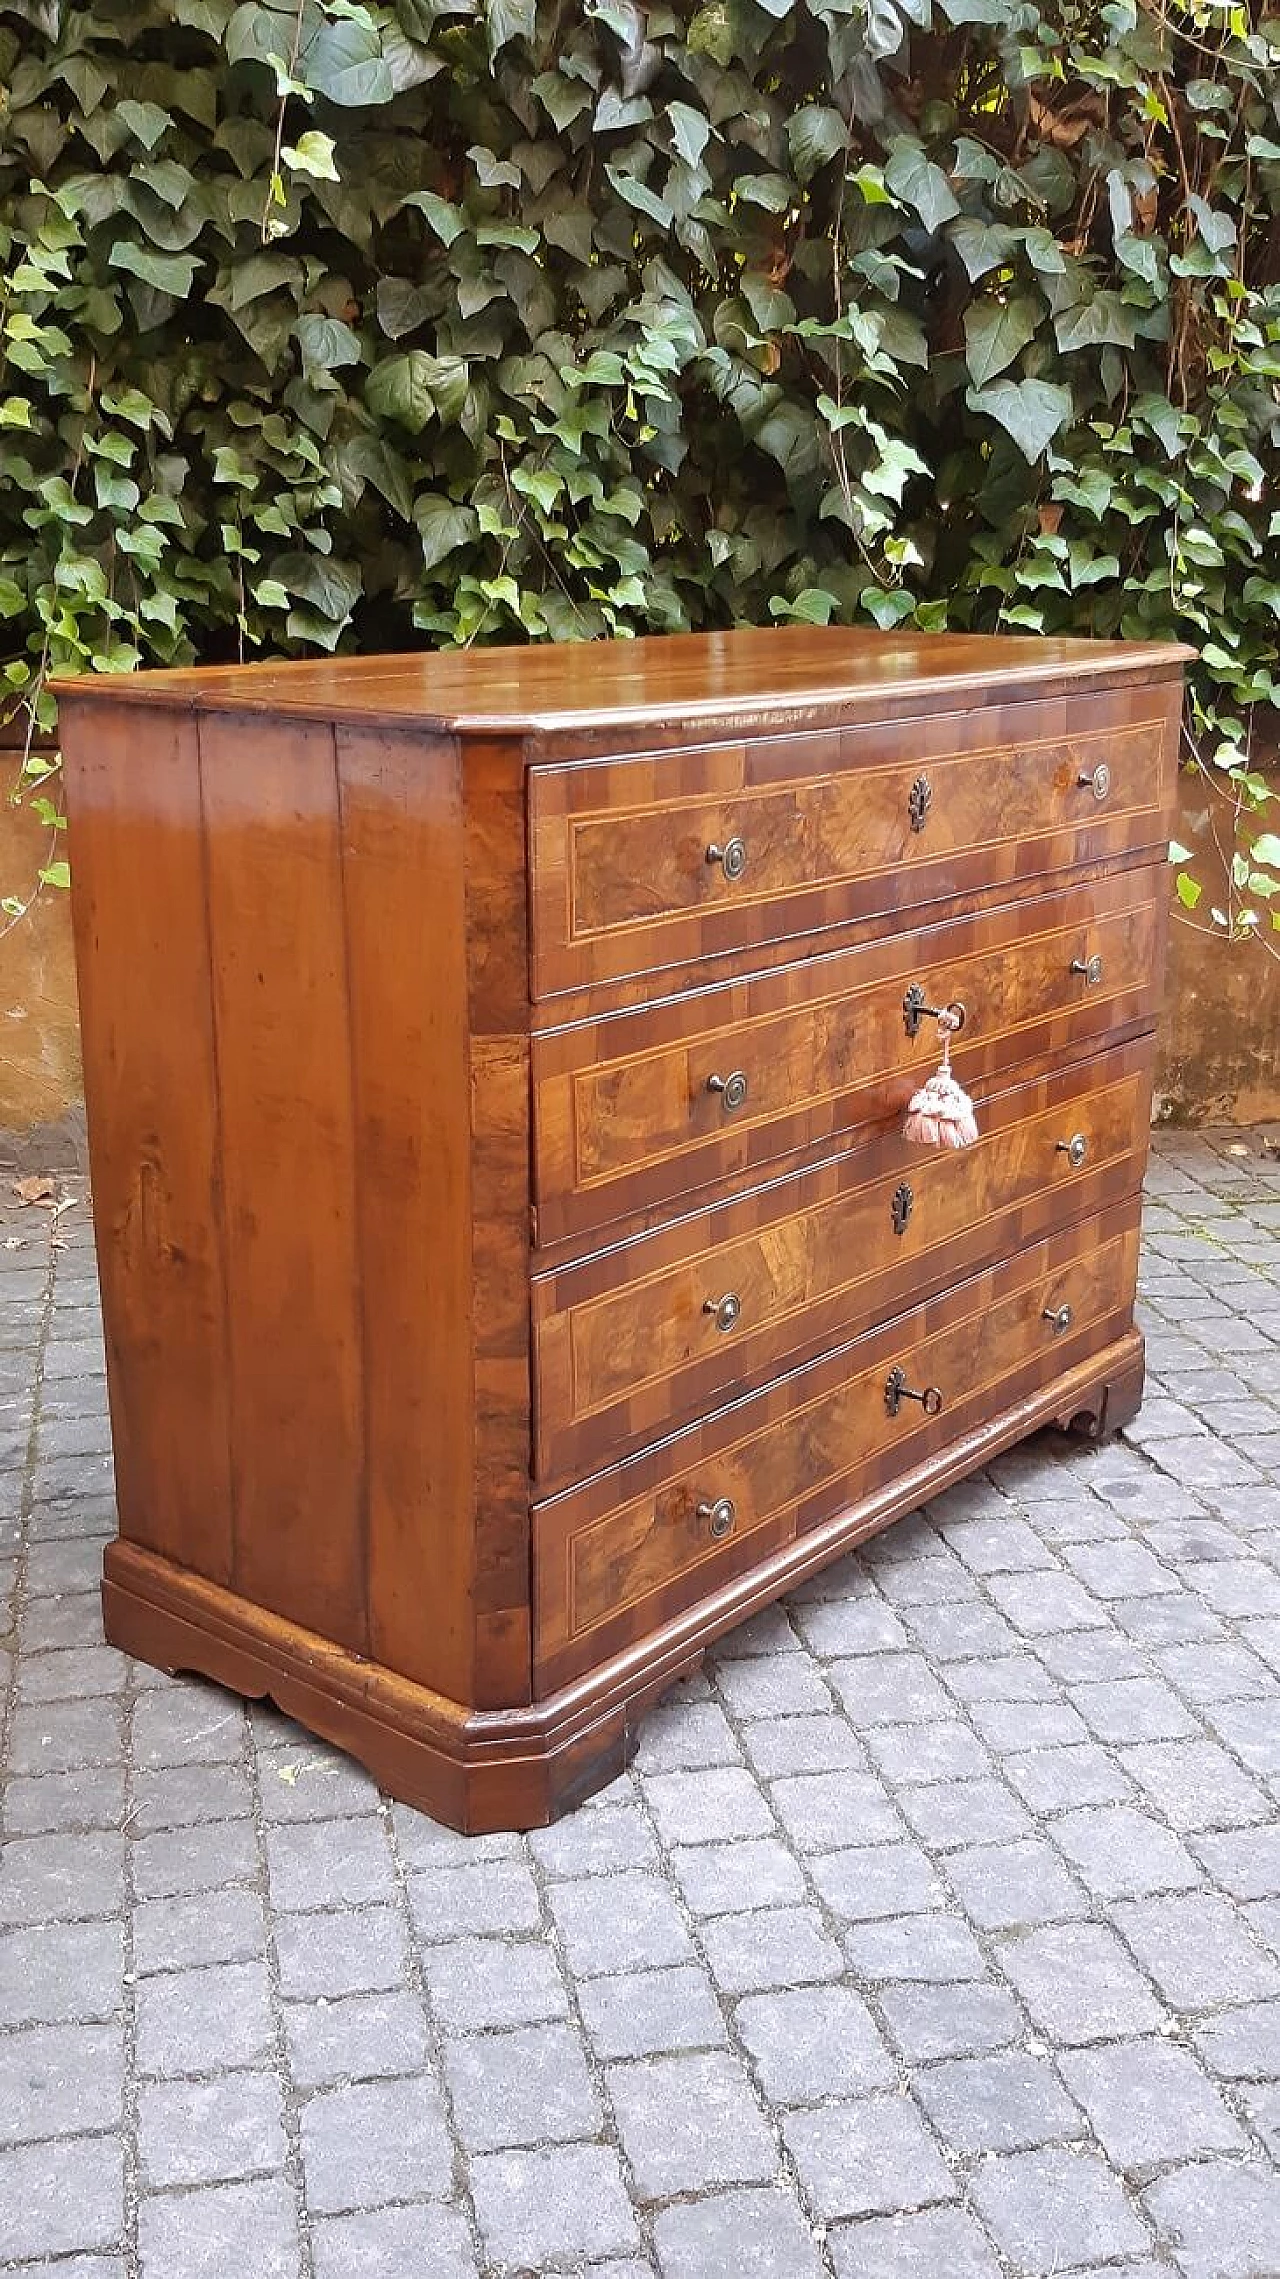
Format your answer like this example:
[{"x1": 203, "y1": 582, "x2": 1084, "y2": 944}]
[{"x1": 1, "y1": 0, "x2": 1277, "y2": 941}]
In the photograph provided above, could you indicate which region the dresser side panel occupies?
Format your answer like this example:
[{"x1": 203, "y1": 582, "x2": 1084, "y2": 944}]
[
  {"x1": 336, "y1": 724, "x2": 480, "y2": 1701},
  {"x1": 463, "y1": 735, "x2": 535, "y2": 1708},
  {"x1": 61, "y1": 698, "x2": 236, "y2": 1585},
  {"x1": 197, "y1": 708, "x2": 367, "y2": 1653}
]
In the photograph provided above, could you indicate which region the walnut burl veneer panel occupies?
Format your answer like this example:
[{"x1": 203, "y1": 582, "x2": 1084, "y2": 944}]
[{"x1": 56, "y1": 628, "x2": 1185, "y2": 1831}]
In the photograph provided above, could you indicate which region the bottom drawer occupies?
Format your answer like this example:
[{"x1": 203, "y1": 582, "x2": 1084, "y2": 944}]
[{"x1": 533, "y1": 1200, "x2": 1141, "y2": 1689}]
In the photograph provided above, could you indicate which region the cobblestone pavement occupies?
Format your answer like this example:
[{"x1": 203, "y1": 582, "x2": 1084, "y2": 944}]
[{"x1": 1, "y1": 1133, "x2": 1279, "y2": 2279}]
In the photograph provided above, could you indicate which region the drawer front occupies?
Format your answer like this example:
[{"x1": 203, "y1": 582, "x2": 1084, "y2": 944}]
[
  {"x1": 533, "y1": 864, "x2": 1163, "y2": 1247},
  {"x1": 532, "y1": 1037, "x2": 1153, "y2": 1480},
  {"x1": 528, "y1": 686, "x2": 1175, "y2": 994},
  {"x1": 534, "y1": 1203, "x2": 1141, "y2": 1688}
]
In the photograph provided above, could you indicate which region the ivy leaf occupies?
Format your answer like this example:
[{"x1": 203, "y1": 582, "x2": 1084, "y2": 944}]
[
  {"x1": 1251, "y1": 834, "x2": 1280, "y2": 868},
  {"x1": 1175, "y1": 872, "x2": 1203, "y2": 909},
  {"x1": 108, "y1": 242, "x2": 200, "y2": 295},
  {"x1": 884, "y1": 139, "x2": 960, "y2": 231},
  {"x1": 667, "y1": 101, "x2": 711, "y2": 169},
  {"x1": 787, "y1": 105, "x2": 847, "y2": 185},
  {"x1": 486, "y1": 0, "x2": 536, "y2": 59},
  {"x1": 271, "y1": 549, "x2": 361, "y2": 622},
  {"x1": 415, "y1": 494, "x2": 480, "y2": 571},
  {"x1": 365, "y1": 351, "x2": 469, "y2": 430},
  {"x1": 302, "y1": 18, "x2": 395, "y2": 105},
  {"x1": 283, "y1": 131, "x2": 340, "y2": 181},
  {"x1": 294, "y1": 315, "x2": 363, "y2": 372},
  {"x1": 115, "y1": 99, "x2": 173, "y2": 149},
  {"x1": 964, "y1": 296, "x2": 1039, "y2": 385},
  {"x1": 968, "y1": 376, "x2": 1073, "y2": 461}
]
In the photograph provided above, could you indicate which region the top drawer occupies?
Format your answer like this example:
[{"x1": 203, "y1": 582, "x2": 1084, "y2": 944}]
[{"x1": 527, "y1": 685, "x2": 1176, "y2": 996}]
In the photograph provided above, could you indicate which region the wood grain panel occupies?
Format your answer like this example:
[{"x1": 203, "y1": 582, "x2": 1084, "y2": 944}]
[
  {"x1": 533, "y1": 864, "x2": 1163, "y2": 1246},
  {"x1": 532, "y1": 1036, "x2": 1153, "y2": 1480},
  {"x1": 198, "y1": 710, "x2": 367, "y2": 1652},
  {"x1": 61, "y1": 698, "x2": 235, "y2": 1584},
  {"x1": 529, "y1": 686, "x2": 1172, "y2": 992},
  {"x1": 336, "y1": 725, "x2": 476, "y2": 1698},
  {"x1": 534, "y1": 1203, "x2": 1141, "y2": 1689}
]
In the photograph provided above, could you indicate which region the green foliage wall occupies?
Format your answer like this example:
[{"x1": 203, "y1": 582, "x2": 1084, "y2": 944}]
[{"x1": 2, "y1": 0, "x2": 1279, "y2": 920}]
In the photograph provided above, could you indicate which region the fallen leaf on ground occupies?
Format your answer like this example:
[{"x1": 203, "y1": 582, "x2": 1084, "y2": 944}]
[{"x1": 12, "y1": 1175, "x2": 56, "y2": 1205}]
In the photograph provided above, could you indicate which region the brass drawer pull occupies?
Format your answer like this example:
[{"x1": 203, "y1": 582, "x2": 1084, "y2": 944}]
[
  {"x1": 908, "y1": 774, "x2": 932, "y2": 832},
  {"x1": 891, "y1": 1181, "x2": 914, "y2": 1237},
  {"x1": 707, "y1": 1070, "x2": 749, "y2": 1114},
  {"x1": 903, "y1": 986, "x2": 967, "y2": 1041},
  {"x1": 704, "y1": 1291, "x2": 742, "y2": 1334},
  {"x1": 1071, "y1": 953, "x2": 1103, "y2": 986},
  {"x1": 697, "y1": 1496, "x2": 737, "y2": 1540},
  {"x1": 706, "y1": 836, "x2": 748, "y2": 882},
  {"x1": 1056, "y1": 1133, "x2": 1089, "y2": 1169},
  {"x1": 1078, "y1": 763, "x2": 1111, "y2": 800},
  {"x1": 884, "y1": 1367, "x2": 944, "y2": 1419},
  {"x1": 1043, "y1": 1303, "x2": 1073, "y2": 1334}
]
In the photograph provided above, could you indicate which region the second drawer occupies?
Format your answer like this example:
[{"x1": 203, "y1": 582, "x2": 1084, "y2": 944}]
[{"x1": 532, "y1": 1035, "x2": 1151, "y2": 1480}]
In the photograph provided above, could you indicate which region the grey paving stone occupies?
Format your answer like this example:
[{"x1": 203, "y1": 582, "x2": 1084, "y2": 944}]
[
  {"x1": 1063, "y1": 1541, "x2": 1176, "y2": 1599},
  {"x1": 133, "y1": 1889, "x2": 267, "y2": 1977},
  {"x1": 827, "y1": 1652, "x2": 953, "y2": 1726},
  {"x1": 969, "y1": 2145, "x2": 1150, "y2": 2268},
  {"x1": 137, "y1": 2175, "x2": 299, "y2": 2279},
  {"x1": 877, "y1": 1979, "x2": 1023, "y2": 2062},
  {"x1": 735, "y1": 1983, "x2": 895, "y2": 2104},
  {"x1": 863, "y1": 1717, "x2": 992, "y2": 1785},
  {"x1": 1037, "y1": 1629, "x2": 1149, "y2": 1684},
  {"x1": 1144, "y1": 2156, "x2": 1280, "y2": 2278},
  {"x1": 716, "y1": 1602, "x2": 808, "y2": 1656},
  {"x1": 829, "y1": 2206, "x2": 1002, "y2": 2279},
  {"x1": 443, "y1": 2022, "x2": 601, "y2": 2152},
  {"x1": 284, "y1": 1991, "x2": 430, "y2": 2088},
  {"x1": 791, "y1": 1596, "x2": 911, "y2": 1656},
  {"x1": 737, "y1": 1712, "x2": 867, "y2": 1778},
  {"x1": 938, "y1": 1511, "x2": 1054, "y2": 1574},
  {"x1": 0, "y1": 2022, "x2": 124, "y2": 2144},
  {"x1": 1159, "y1": 1639, "x2": 1276, "y2": 1702},
  {"x1": 0, "y1": 2136, "x2": 124, "y2": 2262},
  {"x1": 0, "y1": 1920, "x2": 123, "y2": 2024},
  {"x1": 1071, "y1": 1675, "x2": 1198, "y2": 1744},
  {"x1": 965, "y1": 1697, "x2": 1091, "y2": 1754},
  {"x1": 137, "y1": 2070, "x2": 287, "y2": 2189},
  {"x1": 1113, "y1": 1590, "x2": 1227, "y2": 1647},
  {"x1": 1190, "y1": 1557, "x2": 1280, "y2": 1616},
  {"x1": 944, "y1": 1837, "x2": 1089, "y2": 1929},
  {"x1": 130, "y1": 1819, "x2": 259, "y2": 1902},
  {"x1": 843, "y1": 1911, "x2": 987, "y2": 1983},
  {"x1": 422, "y1": 1936, "x2": 568, "y2": 2032},
  {"x1": 19, "y1": 1593, "x2": 107, "y2": 1652},
  {"x1": 300, "y1": 2075, "x2": 454, "y2": 2213},
  {"x1": 1193, "y1": 1824, "x2": 1280, "y2": 1900},
  {"x1": 527, "y1": 1801, "x2": 657, "y2": 1879},
  {"x1": 16, "y1": 1644, "x2": 126, "y2": 1703},
  {"x1": 1060, "y1": 2040, "x2": 1245, "y2": 2170},
  {"x1": 809, "y1": 1839, "x2": 945, "y2": 1923},
  {"x1": 129, "y1": 1762, "x2": 252, "y2": 1833},
  {"x1": 409, "y1": 1860, "x2": 542, "y2": 1943},
  {"x1": 642, "y1": 1766, "x2": 776, "y2": 1845},
  {"x1": 578, "y1": 1963, "x2": 727, "y2": 2060},
  {"x1": 1120, "y1": 1739, "x2": 1271, "y2": 1833},
  {"x1": 900, "y1": 1774, "x2": 1033, "y2": 1853},
  {"x1": 1051, "y1": 1803, "x2": 1204, "y2": 1900},
  {"x1": 273, "y1": 1903, "x2": 408, "y2": 1999},
  {"x1": 130, "y1": 1685, "x2": 243, "y2": 1767},
  {"x1": 702, "y1": 1905, "x2": 845, "y2": 1995},
  {"x1": 255, "y1": 1741, "x2": 378, "y2": 1820},
  {"x1": 0, "y1": 1829, "x2": 124, "y2": 1925},
  {"x1": 1192, "y1": 1999, "x2": 1280, "y2": 2082},
  {"x1": 607, "y1": 2050, "x2": 776, "y2": 2198},
  {"x1": 914, "y1": 2050, "x2": 1084, "y2": 2154},
  {"x1": 311, "y1": 2202, "x2": 478, "y2": 2279},
  {"x1": 997, "y1": 1922, "x2": 1166, "y2": 2043},
  {"x1": 1004, "y1": 1742, "x2": 1132, "y2": 1814},
  {"x1": 782, "y1": 2094, "x2": 957, "y2": 2220},
  {"x1": 547, "y1": 1871, "x2": 692, "y2": 1977},
  {"x1": 947, "y1": 1652, "x2": 1061, "y2": 1704},
  {"x1": 985, "y1": 1569, "x2": 1109, "y2": 1636},
  {"x1": 712, "y1": 1651, "x2": 833, "y2": 1719},
  {"x1": 767, "y1": 1768, "x2": 899, "y2": 1852},
  {"x1": 7, "y1": 1697, "x2": 124, "y2": 1773},
  {"x1": 1202, "y1": 1697, "x2": 1280, "y2": 1778},
  {"x1": 898, "y1": 1598, "x2": 1023, "y2": 1660},
  {"x1": 634, "y1": 1698, "x2": 743, "y2": 1772},
  {"x1": 386, "y1": 1803, "x2": 522, "y2": 1870},
  {"x1": 135, "y1": 1958, "x2": 275, "y2": 2077},
  {"x1": 669, "y1": 1837, "x2": 806, "y2": 1918},
  {"x1": 1114, "y1": 1894, "x2": 1280, "y2": 2011},
  {"x1": 653, "y1": 2186, "x2": 824, "y2": 2278},
  {"x1": 264, "y1": 1815, "x2": 395, "y2": 1912},
  {"x1": 469, "y1": 2143, "x2": 641, "y2": 2267}
]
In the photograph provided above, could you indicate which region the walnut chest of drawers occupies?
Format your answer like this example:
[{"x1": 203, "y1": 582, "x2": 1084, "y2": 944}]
[{"x1": 58, "y1": 627, "x2": 1187, "y2": 1831}]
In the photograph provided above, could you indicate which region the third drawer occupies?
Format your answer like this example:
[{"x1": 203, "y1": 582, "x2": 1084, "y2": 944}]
[{"x1": 531, "y1": 1034, "x2": 1152, "y2": 1481}]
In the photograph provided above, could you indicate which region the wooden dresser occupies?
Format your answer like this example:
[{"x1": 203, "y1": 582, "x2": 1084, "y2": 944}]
[{"x1": 58, "y1": 628, "x2": 1187, "y2": 1831}]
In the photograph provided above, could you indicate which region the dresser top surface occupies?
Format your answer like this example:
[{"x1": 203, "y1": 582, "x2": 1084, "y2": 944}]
[{"x1": 55, "y1": 626, "x2": 1190, "y2": 736}]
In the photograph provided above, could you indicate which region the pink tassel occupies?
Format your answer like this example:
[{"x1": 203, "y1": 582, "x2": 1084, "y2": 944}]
[{"x1": 903, "y1": 1008, "x2": 979, "y2": 1149}]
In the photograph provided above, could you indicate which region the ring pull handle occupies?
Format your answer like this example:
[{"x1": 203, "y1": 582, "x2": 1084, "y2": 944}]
[
  {"x1": 1070, "y1": 954, "x2": 1103, "y2": 987},
  {"x1": 885, "y1": 1367, "x2": 945, "y2": 1419},
  {"x1": 903, "y1": 986, "x2": 967, "y2": 1041},
  {"x1": 704, "y1": 1291, "x2": 742, "y2": 1335},
  {"x1": 1078, "y1": 763, "x2": 1111, "y2": 801},
  {"x1": 1056, "y1": 1133, "x2": 1088, "y2": 1170},
  {"x1": 1043, "y1": 1303, "x2": 1073, "y2": 1334},
  {"x1": 697, "y1": 1496, "x2": 737, "y2": 1540},
  {"x1": 706, "y1": 836, "x2": 748, "y2": 882},
  {"x1": 707, "y1": 1070, "x2": 749, "y2": 1114}
]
